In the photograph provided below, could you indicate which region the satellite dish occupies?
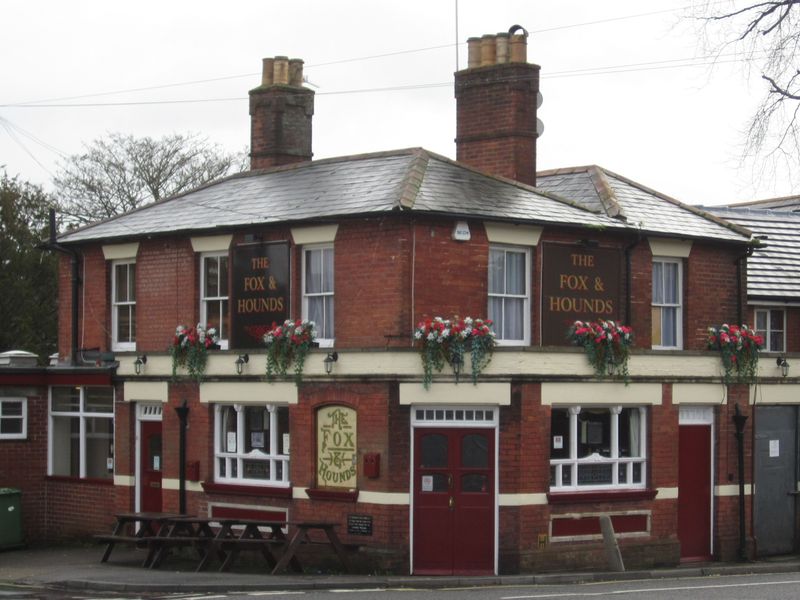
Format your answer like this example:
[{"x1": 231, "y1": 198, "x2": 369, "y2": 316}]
[
  {"x1": 536, "y1": 118, "x2": 545, "y2": 137},
  {"x1": 537, "y1": 91, "x2": 543, "y2": 108}
]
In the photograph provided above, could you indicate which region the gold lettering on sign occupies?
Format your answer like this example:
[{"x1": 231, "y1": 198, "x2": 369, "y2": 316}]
[{"x1": 316, "y1": 406, "x2": 357, "y2": 489}]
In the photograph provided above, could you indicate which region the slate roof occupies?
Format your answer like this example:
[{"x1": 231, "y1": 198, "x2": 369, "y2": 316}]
[
  {"x1": 720, "y1": 195, "x2": 800, "y2": 212},
  {"x1": 705, "y1": 206, "x2": 800, "y2": 301},
  {"x1": 536, "y1": 165, "x2": 751, "y2": 243},
  {"x1": 58, "y1": 149, "x2": 753, "y2": 246}
]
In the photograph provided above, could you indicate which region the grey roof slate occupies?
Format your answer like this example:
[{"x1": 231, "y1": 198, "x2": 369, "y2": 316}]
[
  {"x1": 58, "y1": 150, "x2": 753, "y2": 246},
  {"x1": 536, "y1": 166, "x2": 751, "y2": 243},
  {"x1": 720, "y1": 195, "x2": 800, "y2": 212},
  {"x1": 705, "y1": 207, "x2": 800, "y2": 300}
]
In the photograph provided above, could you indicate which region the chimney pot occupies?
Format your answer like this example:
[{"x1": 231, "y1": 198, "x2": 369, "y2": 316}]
[
  {"x1": 273, "y1": 56, "x2": 290, "y2": 85},
  {"x1": 261, "y1": 58, "x2": 275, "y2": 86},
  {"x1": 480, "y1": 34, "x2": 496, "y2": 67},
  {"x1": 510, "y1": 33, "x2": 527, "y2": 63},
  {"x1": 495, "y1": 32, "x2": 509, "y2": 64},
  {"x1": 467, "y1": 37, "x2": 481, "y2": 69},
  {"x1": 289, "y1": 59, "x2": 304, "y2": 87}
]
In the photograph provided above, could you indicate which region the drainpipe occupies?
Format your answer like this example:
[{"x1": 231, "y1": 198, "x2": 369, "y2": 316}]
[
  {"x1": 732, "y1": 403, "x2": 749, "y2": 562},
  {"x1": 735, "y1": 246, "x2": 754, "y2": 325},
  {"x1": 175, "y1": 400, "x2": 189, "y2": 515},
  {"x1": 39, "y1": 209, "x2": 81, "y2": 366},
  {"x1": 624, "y1": 234, "x2": 641, "y2": 325}
]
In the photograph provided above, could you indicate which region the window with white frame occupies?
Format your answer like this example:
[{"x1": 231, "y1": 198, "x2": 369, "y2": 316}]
[
  {"x1": 652, "y1": 259, "x2": 682, "y2": 349},
  {"x1": 214, "y1": 404, "x2": 289, "y2": 486},
  {"x1": 755, "y1": 308, "x2": 785, "y2": 353},
  {"x1": 550, "y1": 405, "x2": 646, "y2": 491},
  {"x1": 50, "y1": 386, "x2": 114, "y2": 479},
  {"x1": 0, "y1": 398, "x2": 27, "y2": 439},
  {"x1": 112, "y1": 260, "x2": 136, "y2": 350},
  {"x1": 488, "y1": 245, "x2": 530, "y2": 344},
  {"x1": 201, "y1": 253, "x2": 229, "y2": 348},
  {"x1": 303, "y1": 245, "x2": 334, "y2": 346}
]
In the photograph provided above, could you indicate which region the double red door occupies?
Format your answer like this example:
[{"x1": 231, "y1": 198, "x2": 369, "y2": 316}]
[{"x1": 413, "y1": 428, "x2": 495, "y2": 574}]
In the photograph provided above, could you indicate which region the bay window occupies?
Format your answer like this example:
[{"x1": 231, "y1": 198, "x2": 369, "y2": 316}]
[
  {"x1": 214, "y1": 404, "x2": 289, "y2": 486},
  {"x1": 201, "y1": 253, "x2": 229, "y2": 348},
  {"x1": 303, "y1": 245, "x2": 334, "y2": 346},
  {"x1": 488, "y1": 245, "x2": 530, "y2": 344},
  {"x1": 550, "y1": 405, "x2": 646, "y2": 491},
  {"x1": 50, "y1": 386, "x2": 114, "y2": 479}
]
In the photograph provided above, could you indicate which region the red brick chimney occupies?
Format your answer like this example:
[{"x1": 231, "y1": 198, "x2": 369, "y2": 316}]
[
  {"x1": 455, "y1": 26, "x2": 540, "y2": 186},
  {"x1": 249, "y1": 56, "x2": 314, "y2": 170}
]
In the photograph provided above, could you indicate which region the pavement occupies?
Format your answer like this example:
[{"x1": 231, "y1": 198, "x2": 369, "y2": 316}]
[{"x1": 1, "y1": 544, "x2": 799, "y2": 595}]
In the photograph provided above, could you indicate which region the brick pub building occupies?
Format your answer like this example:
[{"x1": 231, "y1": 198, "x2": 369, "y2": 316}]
[{"x1": 2, "y1": 28, "x2": 795, "y2": 573}]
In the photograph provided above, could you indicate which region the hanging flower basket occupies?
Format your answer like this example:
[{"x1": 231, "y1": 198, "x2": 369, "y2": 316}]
[
  {"x1": 170, "y1": 323, "x2": 219, "y2": 382},
  {"x1": 263, "y1": 319, "x2": 316, "y2": 385},
  {"x1": 707, "y1": 323, "x2": 763, "y2": 385},
  {"x1": 567, "y1": 320, "x2": 633, "y2": 383},
  {"x1": 414, "y1": 316, "x2": 496, "y2": 389}
]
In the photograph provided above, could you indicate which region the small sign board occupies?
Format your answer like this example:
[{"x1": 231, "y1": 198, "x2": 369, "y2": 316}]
[{"x1": 347, "y1": 514, "x2": 373, "y2": 536}]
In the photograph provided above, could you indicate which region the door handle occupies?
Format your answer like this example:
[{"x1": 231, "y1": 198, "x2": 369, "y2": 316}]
[
  {"x1": 449, "y1": 496, "x2": 455, "y2": 509},
  {"x1": 448, "y1": 474, "x2": 453, "y2": 488},
  {"x1": 787, "y1": 490, "x2": 800, "y2": 496}
]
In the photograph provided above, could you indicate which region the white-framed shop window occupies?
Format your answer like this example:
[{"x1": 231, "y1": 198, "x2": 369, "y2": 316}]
[
  {"x1": 550, "y1": 405, "x2": 647, "y2": 491},
  {"x1": 214, "y1": 404, "x2": 290, "y2": 487},
  {"x1": 652, "y1": 258, "x2": 682, "y2": 349},
  {"x1": 488, "y1": 245, "x2": 530, "y2": 345},
  {"x1": 49, "y1": 386, "x2": 114, "y2": 479},
  {"x1": 755, "y1": 308, "x2": 785, "y2": 353},
  {"x1": 200, "y1": 252, "x2": 229, "y2": 349},
  {"x1": 302, "y1": 245, "x2": 334, "y2": 346},
  {"x1": 111, "y1": 259, "x2": 136, "y2": 351},
  {"x1": 0, "y1": 398, "x2": 27, "y2": 440}
]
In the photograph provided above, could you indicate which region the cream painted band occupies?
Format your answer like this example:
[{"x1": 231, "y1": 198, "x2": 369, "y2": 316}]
[
  {"x1": 655, "y1": 487, "x2": 679, "y2": 500},
  {"x1": 647, "y1": 238, "x2": 692, "y2": 258},
  {"x1": 102, "y1": 242, "x2": 140, "y2": 260},
  {"x1": 291, "y1": 224, "x2": 339, "y2": 245},
  {"x1": 715, "y1": 484, "x2": 752, "y2": 496},
  {"x1": 200, "y1": 382, "x2": 298, "y2": 405},
  {"x1": 484, "y1": 222, "x2": 543, "y2": 246},
  {"x1": 114, "y1": 475, "x2": 135, "y2": 487},
  {"x1": 162, "y1": 478, "x2": 204, "y2": 493},
  {"x1": 498, "y1": 493, "x2": 548, "y2": 506},
  {"x1": 673, "y1": 383, "x2": 726, "y2": 405},
  {"x1": 356, "y1": 491, "x2": 410, "y2": 505},
  {"x1": 191, "y1": 235, "x2": 233, "y2": 253},
  {"x1": 400, "y1": 382, "x2": 511, "y2": 406},
  {"x1": 123, "y1": 381, "x2": 168, "y2": 403},
  {"x1": 751, "y1": 383, "x2": 800, "y2": 405},
  {"x1": 542, "y1": 383, "x2": 662, "y2": 406}
]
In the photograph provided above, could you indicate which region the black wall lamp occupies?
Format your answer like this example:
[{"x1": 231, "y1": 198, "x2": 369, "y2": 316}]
[
  {"x1": 451, "y1": 353, "x2": 463, "y2": 382},
  {"x1": 776, "y1": 356, "x2": 790, "y2": 378},
  {"x1": 133, "y1": 354, "x2": 147, "y2": 375},
  {"x1": 324, "y1": 352, "x2": 338, "y2": 375},
  {"x1": 235, "y1": 354, "x2": 249, "y2": 375}
]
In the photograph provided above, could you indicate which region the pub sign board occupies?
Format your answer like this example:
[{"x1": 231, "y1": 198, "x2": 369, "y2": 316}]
[
  {"x1": 230, "y1": 242, "x2": 290, "y2": 348},
  {"x1": 541, "y1": 243, "x2": 622, "y2": 346}
]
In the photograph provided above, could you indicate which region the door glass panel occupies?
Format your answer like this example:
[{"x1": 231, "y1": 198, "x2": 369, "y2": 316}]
[
  {"x1": 421, "y1": 434, "x2": 448, "y2": 468},
  {"x1": 421, "y1": 473, "x2": 449, "y2": 492},
  {"x1": 462, "y1": 434, "x2": 488, "y2": 468},
  {"x1": 462, "y1": 473, "x2": 488, "y2": 493},
  {"x1": 149, "y1": 434, "x2": 162, "y2": 471}
]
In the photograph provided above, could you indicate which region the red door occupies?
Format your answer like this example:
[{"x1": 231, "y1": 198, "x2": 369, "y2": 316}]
[
  {"x1": 413, "y1": 428, "x2": 494, "y2": 575},
  {"x1": 678, "y1": 425, "x2": 712, "y2": 561},
  {"x1": 140, "y1": 421, "x2": 163, "y2": 513}
]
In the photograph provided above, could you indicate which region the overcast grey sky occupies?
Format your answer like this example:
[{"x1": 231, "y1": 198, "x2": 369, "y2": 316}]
[{"x1": 0, "y1": 0, "x2": 794, "y2": 206}]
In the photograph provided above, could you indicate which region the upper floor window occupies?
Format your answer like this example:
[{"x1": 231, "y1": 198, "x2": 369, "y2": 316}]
[
  {"x1": 214, "y1": 404, "x2": 289, "y2": 487},
  {"x1": 755, "y1": 308, "x2": 785, "y2": 352},
  {"x1": 652, "y1": 258, "x2": 682, "y2": 349},
  {"x1": 550, "y1": 405, "x2": 647, "y2": 491},
  {"x1": 112, "y1": 260, "x2": 136, "y2": 351},
  {"x1": 488, "y1": 245, "x2": 530, "y2": 345},
  {"x1": 50, "y1": 386, "x2": 114, "y2": 479},
  {"x1": 303, "y1": 245, "x2": 334, "y2": 346},
  {"x1": 201, "y1": 253, "x2": 229, "y2": 349},
  {"x1": 0, "y1": 398, "x2": 27, "y2": 440}
]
